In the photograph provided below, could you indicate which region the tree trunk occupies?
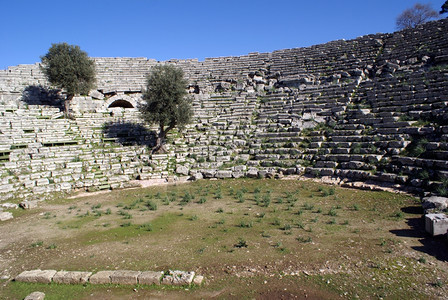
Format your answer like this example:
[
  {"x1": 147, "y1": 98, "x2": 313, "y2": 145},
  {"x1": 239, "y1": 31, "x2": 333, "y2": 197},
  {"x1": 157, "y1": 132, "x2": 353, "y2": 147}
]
[
  {"x1": 152, "y1": 126, "x2": 167, "y2": 154},
  {"x1": 64, "y1": 94, "x2": 74, "y2": 119},
  {"x1": 152, "y1": 124, "x2": 174, "y2": 154}
]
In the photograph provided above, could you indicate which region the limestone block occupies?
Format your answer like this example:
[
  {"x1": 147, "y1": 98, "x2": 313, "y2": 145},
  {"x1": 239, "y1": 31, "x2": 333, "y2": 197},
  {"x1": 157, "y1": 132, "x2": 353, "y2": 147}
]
[
  {"x1": 193, "y1": 275, "x2": 204, "y2": 285},
  {"x1": 24, "y1": 291, "x2": 45, "y2": 300},
  {"x1": 1, "y1": 203, "x2": 18, "y2": 209},
  {"x1": 216, "y1": 170, "x2": 232, "y2": 179},
  {"x1": 36, "y1": 178, "x2": 49, "y2": 186},
  {"x1": 0, "y1": 212, "x2": 13, "y2": 221},
  {"x1": 176, "y1": 165, "x2": 189, "y2": 176},
  {"x1": 425, "y1": 214, "x2": 448, "y2": 236},
  {"x1": 89, "y1": 271, "x2": 114, "y2": 284},
  {"x1": 19, "y1": 200, "x2": 38, "y2": 209},
  {"x1": 202, "y1": 169, "x2": 216, "y2": 178},
  {"x1": 190, "y1": 172, "x2": 203, "y2": 181},
  {"x1": 246, "y1": 168, "x2": 259, "y2": 178},
  {"x1": 422, "y1": 196, "x2": 448, "y2": 213},
  {"x1": 89, "y1": 90, "x2": 105, "y2": 100},
  {"x1": 161, "y1": 270, "x2": 195, "y2": 286},
  {"x1": 232, "y1": 171, "x2": 244, "y2": 178},
  {"x1": 0, "y1": 184, "x2": 14, "y2": 193},
  {"x1": 110, "y1": 270, "x2": 141, "y2": 285},
  {"x1": 15, "y1": 270, "x2": 57, "y2": 283},
  {"x1": 138, "y1": 271, "x2": 163, "y2": 285},
  {"x1": 53, "y1": 271, "x2": 92, "y2": 284}
]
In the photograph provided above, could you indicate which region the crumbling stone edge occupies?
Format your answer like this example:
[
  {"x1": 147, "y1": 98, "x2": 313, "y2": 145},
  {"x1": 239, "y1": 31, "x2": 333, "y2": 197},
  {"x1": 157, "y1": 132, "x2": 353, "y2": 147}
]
[{"x1": 14, "y1": 269, "x2": 204, "y2": 286}]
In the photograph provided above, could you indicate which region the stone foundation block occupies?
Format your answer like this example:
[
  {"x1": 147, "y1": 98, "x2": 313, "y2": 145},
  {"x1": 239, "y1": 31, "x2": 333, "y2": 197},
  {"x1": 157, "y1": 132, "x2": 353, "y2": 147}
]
[
  {"x1": 193, "y1": 275, "x2": 204, "y2": 285},
  {"x1": 110, "y1": 270, "x2": 141, "y2": 285},
  {"x1": 15, "y1": 270, "x2": 57, "y2": 284},
  {"x1": 52, "y1": 271, "x2": 92, "y2": 284},
  {"x1": 162, "y1": 270, "x2": 195, "y2": 286},
  {"x1": 89, "y1": 271, "x2": 115, "y2": 284},
  {"x1": 425, "y1": 213, "x2": 448, "y2": 236},
  {"x1": 0, "y1": 212, "x2": 13, "y2": 221},
  {"x1": 24, "y1": 291, "x2": 45, "y2": 300},
  {"x1": 138, "y1": 271, "x2": 163, "y2": 285}
]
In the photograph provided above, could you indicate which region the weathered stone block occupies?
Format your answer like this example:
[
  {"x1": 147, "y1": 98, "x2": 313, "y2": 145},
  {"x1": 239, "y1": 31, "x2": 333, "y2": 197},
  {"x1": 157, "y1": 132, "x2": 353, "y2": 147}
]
[
  {"x1": 15, "y1": 269, "x2": 57, "y2": 284},
  {"x1": 422, "y1": 196, "x2": 448, "y2": 213},
  {"x1": 138, "y1": 271, "x2": 163, "y2": 285},
  {"x1": 53, "y1": 271, "x2": 92, "y2": 284},
  {"x1": 0, "y1": 212, "x2": 13, "y2": 221},
  {"x1": 19, "y1": 200, "x2": 38, "y2": 210},
  {"x1": 24, "y1": 291, "x2": 45, "y2": 300},
  {"x1": 110, "y1": 270, "x2": 141, "y2": 285},
  {"x1": 216, "y1": 170, "x2": 232, "y2": 178},
  {"x1": 425, "y1": 214, "x2": 448, "y2": 236},
  {"x1": 176, "y1": 165, "x2": 189, "y2": 176},
  {"x1": 89, "y1": 271, "x2": 114, "y2": 284},
  {"x1": 161, "y1": 270, "x2": 195, "y2": 286},
  {"x1": 193, "y1": 275, "x2": 204, "y2": 285}
]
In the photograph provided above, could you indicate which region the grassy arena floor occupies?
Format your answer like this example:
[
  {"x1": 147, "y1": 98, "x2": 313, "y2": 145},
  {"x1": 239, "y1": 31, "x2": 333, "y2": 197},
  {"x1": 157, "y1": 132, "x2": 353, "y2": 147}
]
[{"x1": 1, "y1": 178, "x2": 447, "y2": 299}]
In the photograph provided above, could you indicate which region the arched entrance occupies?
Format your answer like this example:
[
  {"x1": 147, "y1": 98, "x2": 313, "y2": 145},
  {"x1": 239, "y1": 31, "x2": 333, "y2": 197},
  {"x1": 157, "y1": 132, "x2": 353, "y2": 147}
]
[
  {"x1": 108, "y1": 99, "x2": 134, "y2": 108},
  {"x1": 102, "y1": 95, "x2": 138, "y2": 111}
]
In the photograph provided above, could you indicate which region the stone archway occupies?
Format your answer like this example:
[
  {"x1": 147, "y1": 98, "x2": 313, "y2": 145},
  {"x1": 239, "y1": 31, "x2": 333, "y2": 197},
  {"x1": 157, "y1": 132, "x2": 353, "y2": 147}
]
[{"x1": 102, "y1": 95, "x2": 138, "y2": 110}]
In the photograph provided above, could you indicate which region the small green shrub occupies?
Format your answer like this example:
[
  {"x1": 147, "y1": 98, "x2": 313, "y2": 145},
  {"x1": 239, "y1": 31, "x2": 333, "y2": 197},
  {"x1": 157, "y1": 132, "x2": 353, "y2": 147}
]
[
  {"x1": 145, "y1": 200, "x2": 158, "y2": 211},
  {"x1": 234, "y1": 238, "x2": 248, "y2": 248}
]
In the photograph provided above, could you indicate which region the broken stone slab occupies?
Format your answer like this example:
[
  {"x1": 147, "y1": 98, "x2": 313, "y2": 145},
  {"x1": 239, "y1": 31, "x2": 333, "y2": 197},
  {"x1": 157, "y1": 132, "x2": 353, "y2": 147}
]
[
  {"x1": 246, "y1": 168, "x2": 259, "y2": 178},
  {"x1": 89, "y1": 270, "x2": 114, "y2": 284},
  {"x1": 15, "y1": 270, "x2": 57, "y2": 284},
  {"x1": 425, "y1": 213, "x2": 448, "y2": 236},
  {"x1": 138, "y1": 271, "x2": 163, "y2": 285},
  {"x1": 52, "y1": 271, "x2": 92, "y2": 284},
  {"x1": 19, "y1": 200, "x2": 38, "y2": 210},
  {"x1": 216, "y1": 170, "x2": 232, "y2": 179},
  {"x1": 161, "y1": 270, "x2": 195, "y2": 286},
  {"x1": 89, "y1": 90, "x2": 104, "y2": 100},
  {"x1": 193, "y1": 275, "x2": 204, "y2": 285},
  {"x1": 24, "y1": 291, "x2": 45, "y2": 300},
  {"x1": 1, "y1": 203, "x2": 18, "y2": 209},
  {"x1": 422, "y1": 196, "x2": 448, "y2": 213},
  {"x1": 110, "y1": 270, "x2": 141, "y2": 285},
  {"x1": 176, "y1": 165, "x2": 189, "y2": 176},
  {"x1": 0, "y1": 212, "x2": 13, "y2": 221},
  {"x1": 190, "y1": 172, "x2": 203, "y2": 181}
]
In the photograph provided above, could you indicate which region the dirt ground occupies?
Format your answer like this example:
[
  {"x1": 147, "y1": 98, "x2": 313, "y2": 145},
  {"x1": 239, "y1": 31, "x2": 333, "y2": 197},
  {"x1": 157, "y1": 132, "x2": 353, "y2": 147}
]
[{"x1": 1, "y1": 178, "x2": 447, "y2": 299}]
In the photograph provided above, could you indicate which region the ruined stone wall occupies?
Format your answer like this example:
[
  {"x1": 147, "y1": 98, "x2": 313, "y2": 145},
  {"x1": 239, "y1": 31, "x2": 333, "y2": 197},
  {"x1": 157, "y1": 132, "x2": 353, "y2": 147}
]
[{"x1": 0, "y1": 19, "x2": 447, "y2": 201}]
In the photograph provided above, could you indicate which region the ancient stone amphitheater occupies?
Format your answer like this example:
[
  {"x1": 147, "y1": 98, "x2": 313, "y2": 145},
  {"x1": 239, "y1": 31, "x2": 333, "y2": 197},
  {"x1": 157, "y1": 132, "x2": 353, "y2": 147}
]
[{"x1": 1, "y1": 19, "x2": 447, "y2": 201}]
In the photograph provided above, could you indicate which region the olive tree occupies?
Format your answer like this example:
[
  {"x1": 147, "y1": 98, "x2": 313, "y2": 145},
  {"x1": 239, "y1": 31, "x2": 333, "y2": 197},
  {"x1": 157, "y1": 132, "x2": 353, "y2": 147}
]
[
  {"x1": 40, "y1": 43, "x2": 96, "y2": 114},
  {"x1": 139, "y1": 64, "x2": 192, "y2": 153},
  {"x1": 396, "y1": 3, "x2": 438, "y2": 30},
  {"x1": 441, "y1": 1, "x2": 448, "y2": 14}
]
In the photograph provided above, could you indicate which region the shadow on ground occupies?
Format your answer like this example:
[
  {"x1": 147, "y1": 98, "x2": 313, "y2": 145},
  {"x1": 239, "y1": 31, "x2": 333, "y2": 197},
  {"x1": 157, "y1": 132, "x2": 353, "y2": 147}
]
[
  {"x1": 390, "y1": 206, "x2": 448, "y2": 262},
  {"x1": 21, "y1": 85, "x2": 64, "y2": 108},
  {"x1": 102, "y1": 121, "x2": 156, "y2": 147}
]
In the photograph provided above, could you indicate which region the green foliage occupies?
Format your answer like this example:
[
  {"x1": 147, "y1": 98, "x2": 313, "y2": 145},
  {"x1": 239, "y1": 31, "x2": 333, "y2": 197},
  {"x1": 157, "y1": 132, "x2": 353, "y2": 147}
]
[
  {"x1": 234, "y1": 238, "x2": 248, "y2": 248},
  {"x1": 441, "y1": 1, "x2": 448, "y2": 14},
  {"x1": 145, "y1": 200, "x2": 158, "y2": 211},
  {"x1": 41, "y1": 43, "x2": 95, "y2": 97},
  {"x1": 139, "y1": 64, "x2": 192, "y2": 152}
]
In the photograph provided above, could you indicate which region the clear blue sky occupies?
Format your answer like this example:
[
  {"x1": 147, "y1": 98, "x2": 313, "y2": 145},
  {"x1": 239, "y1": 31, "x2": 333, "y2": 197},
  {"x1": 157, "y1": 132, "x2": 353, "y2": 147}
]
[{"x1": 0, "y1": 0, "x2": 445, "y2": 69}]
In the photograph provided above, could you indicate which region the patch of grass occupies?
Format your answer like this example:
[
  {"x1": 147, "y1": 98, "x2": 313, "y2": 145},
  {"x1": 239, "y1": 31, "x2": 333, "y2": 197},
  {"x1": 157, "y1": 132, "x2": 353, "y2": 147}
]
[
  {"x1": 46, "y1": 243, "x2": 57, "y2": 249},
  {"x1": 297, "y1": 236, "x2": 312, "y2": 243},
  {"x1": 234, "y1": 238, "x2": 248, "y2": 248},
  {"x1": 138, "y1": 223, "x2": 153, "y2": 231},
  {"x1": 31, "y1": 241, "x2": 44, "y2": 248},
  {"x1": 145, "y1": 200, "x2": 158, "y2": 211}
]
